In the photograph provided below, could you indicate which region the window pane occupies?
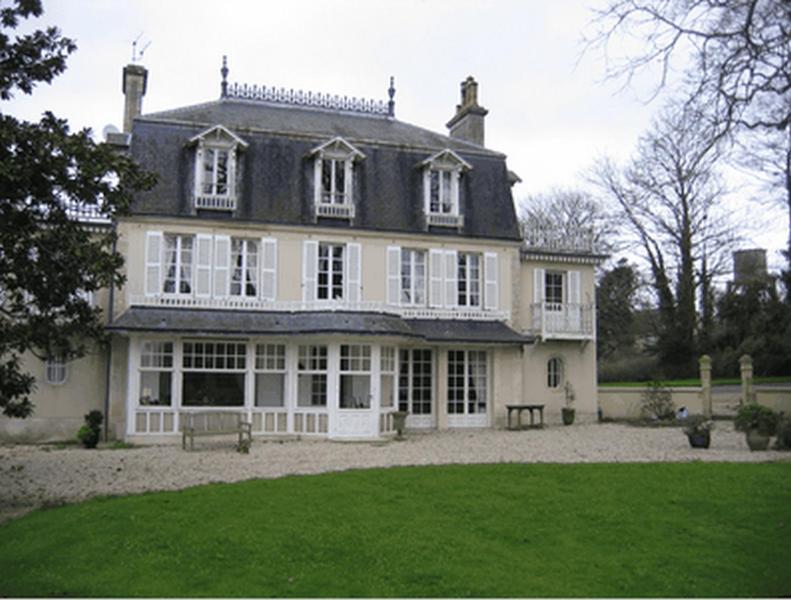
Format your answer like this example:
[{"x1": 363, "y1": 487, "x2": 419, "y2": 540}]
[
  {"x1": 216, "y1": 150, "x2": 228, "y2": 194},
  {"x1": 139, "y1": 371, "x2": 172, "y2": 406},
  {"x1": 340, "y1": 374, "x2": 371, "y2": 409},
  {"x1": 255, "y1": 373, "x2": 285, "y2": 407},
  {"x1": 203, "y1": 148, "x2": 215, "y2": 194},
  {"x1": 182, "y1": 372, "x2": 245, "y2": 406},
  {"x1": 334, "y1": 160, "x2": 345, "y2": 203},
  {"x1": 381, "y1": 374, "x2": 394, "y2": 408},
  {"x1": 441, "y1": 171, "x2": 452, "y2": 212},
  {"x1": 430, "y1": 170, "x2": 440, "y2": 212},
  {"x1": 321, "y1": 159, "x2": 332, "y2": 202},
  {"x1": 298, "y1": 374, "x2": 327, "y2": 407}
]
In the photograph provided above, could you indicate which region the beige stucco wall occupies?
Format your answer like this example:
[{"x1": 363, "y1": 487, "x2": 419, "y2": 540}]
[
  {"x1": 598, "y1": 387, "x2": 704, "y2": 419},
  {"x1": 116, "y1": 217, "x2": 520, "y2": 316},
  {"x1": 491, "y1": 346, "x2": 525, "y2": 427},
  {"x1": 756, "y1": 388, "x2": 791, "y2": 414}
]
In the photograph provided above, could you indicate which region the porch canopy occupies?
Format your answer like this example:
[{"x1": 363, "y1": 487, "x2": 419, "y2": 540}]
[{"x1": 107, "y1": 307, "x2": 534, "y2": 345}]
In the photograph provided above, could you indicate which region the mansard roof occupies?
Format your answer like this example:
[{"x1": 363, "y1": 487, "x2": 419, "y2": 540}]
[{"x1": 130, "y1": 98, "x2": 521, "y2": 241}]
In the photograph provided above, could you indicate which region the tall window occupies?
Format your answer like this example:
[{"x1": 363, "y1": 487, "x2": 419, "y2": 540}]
[
  {"x1": 139, "y1": 341, "x2": 173, "y2": 406},
  {"x1": 457, "y1": 253, "x2": 481, "y2": 307},
  {"x1": 340, "y1": 345, "x2": 372, "y2": 409},
  {"x1": 320, "y1": 158, "x2": 348, "y2": 204},
  {"x1": 231, "y1": 239, "x2": 258, "y2": 297},
  {"x1": 399, "y1": 349, "x2": 432, "y2": 415},
  {"x1": 163, "y1": 234, "x2": 193, "y2": 295},
  {"x1": 45, "y1": 356, "x2": 67, "y2": 385},
  {"x1": 255, "y1": 344, "x2": 286, "y2": 407},
  {"x1": 429, "y1": 169, "x2": 455, "y2": 214},
  {"x1": 545, "y1": 272, "x2": 564, "y2": 308},
  {"x1": 380, "y1": 347, "x2": 396, "y2": 409},
  {"x1": 547, "y1": 357, "x2": 563, "y2": 389},
  {"x1": 297, "y1": 345, "x2": 328, "y2": 407},
  {"x1": 202, "y1": 147, "x2": 229, "y2": 196},
  {"x1": 182, "y1": 341, "x2": 246, "y2": 406},
  {"x1": 318, "y1": 243, "x2": 344, "y2": 300},
  {"x1": 401, "y1": 249, "x2": 426, "y2": 305},
  {"x1": 448, "y1": 350, "x2": 488, "y2": 416}
]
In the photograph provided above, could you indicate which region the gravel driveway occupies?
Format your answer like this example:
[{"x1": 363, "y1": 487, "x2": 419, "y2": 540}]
[{"x1": 1, "y1": 422, "x2": 789, "y2": 523}]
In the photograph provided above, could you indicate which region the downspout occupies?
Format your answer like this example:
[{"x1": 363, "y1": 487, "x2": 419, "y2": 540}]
[{"x1": 102, "y1": 223, "x2": 117, "y2": 441}]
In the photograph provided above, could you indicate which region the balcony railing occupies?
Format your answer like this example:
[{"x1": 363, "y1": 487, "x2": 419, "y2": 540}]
[
  {"x1": 531, "y1": 302, "x2": 594, "y2": 339},
  {"x1": 427, "y1": 213, "x2": 464, "y2": 228},
  {"x1": 127, "y1": 294, "x2": 510, "y2": 321},
  {"x1": 522, "y1": 226, "x2": 596, "y2": 254},
  {"x1": 195, "y1": 194, "x2": 237, "y2": 211},
  {"x1": 316, "y1": 202, "x2": 355, "y2": 219}
]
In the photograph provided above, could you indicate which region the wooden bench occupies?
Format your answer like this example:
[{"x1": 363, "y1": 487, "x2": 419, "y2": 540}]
[
  {"x1": 181, "y1": 411, "x2": 252, "y2": 451},
  {"x1": 506, "y1": 404, "x2": 545, "y2": 430}
]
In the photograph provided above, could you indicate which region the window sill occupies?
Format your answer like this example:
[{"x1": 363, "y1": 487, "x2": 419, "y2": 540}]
[
  {"x1": 316, "y1": 203, "x2": 355, "y2": 219},
  {"x1": 426, "y1": 213, "x2": 464, "y2": 227}
]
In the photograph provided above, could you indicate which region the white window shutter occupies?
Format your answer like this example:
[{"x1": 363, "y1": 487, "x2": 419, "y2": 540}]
[
  {"x1": 533, "y1": 268, "x2": 545, "y2": 304},
  {"x1": 195, "y1": 234, "x2": 213, "y2": 298},
  {"x1": 484, "y1": 252, "x2": 499, "y2": 310},
  {"x1": 444, "y1": 250, "x2": 458, "y2": 308},
  {"x1": 213, "y1": 235, "x2": 231, "y2": 298},
  {"x1": 302, "y1": 240, "x2": 318, "y2": 303},
  {"x1": 260, "y1": 237, "x2": 277, "y2": 301},
  {"x1": 144, "y1": 231, "x2": 163, "y2": 297},
  {"x1": 429, "y1": 249, "x2": 444, "y2": 308},
  {"x1": 346, "y1": 243, "x2": 362, "y2": 304},
  {"x1": 387, "y1": 246, "x2": 401, "y2": 305}
]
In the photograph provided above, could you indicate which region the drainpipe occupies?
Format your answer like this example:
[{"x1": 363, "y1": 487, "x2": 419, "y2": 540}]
[{"x1": 102, "y1": 224, "x2": 118, "y2": 441}]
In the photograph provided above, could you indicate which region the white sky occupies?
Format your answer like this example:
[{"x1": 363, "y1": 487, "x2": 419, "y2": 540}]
[{"x1": 6, "y1": 0, "x2": 788, "y2": 271}]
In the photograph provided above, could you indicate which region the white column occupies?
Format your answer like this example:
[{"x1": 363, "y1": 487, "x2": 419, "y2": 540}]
[
  {"x1": 173, "y1": 338, "x2": 183, "y2": 434},
  {"x1": 245, "y1": 341, "x2": 255, "y2": 426},
  {"x1": 286, "y1": 345, "x2": 298, "y2": 434},
  {"x1": 126, "y1": 337, "x2": 139, "y2": 438},
  {"x1": 327, "y1": 343, "x2": 340, "y2": 436},
  {"x1": 436, "y1": 347, "x2": 448, "y2": 430},
  {"x1": 371, "y1": 345, "x2": 381, "y2": 437}
]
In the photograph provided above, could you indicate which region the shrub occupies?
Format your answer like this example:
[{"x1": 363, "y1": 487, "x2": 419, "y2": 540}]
[
  {"x1": 773, "y1": 414, "x2": 791, "y2": 450},
  {"x1": 76, "y1": 410, "x2": 103, "y2": 449},
  {"x1": 682, "y1": 415, "x2": 714, "y2": 437},
  {"x1": 734, "y1": 403, "x2": 778, "y2": 436},
  {"x1": 640, "y1": 381, "x2": 676, "y2": 420}
]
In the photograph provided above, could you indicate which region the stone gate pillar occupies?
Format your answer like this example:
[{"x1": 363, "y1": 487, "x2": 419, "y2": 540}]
[
  {"x1": 739, "y1": 354, "x2": 755, "y2": 405},
  {"x1": 699, "y1": 355, "x2": 712, "y2": 418}
]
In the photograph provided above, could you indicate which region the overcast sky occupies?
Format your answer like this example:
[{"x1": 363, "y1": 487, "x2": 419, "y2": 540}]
[{"x1": 6, "y1": 0, "x2": 787, "y2": 270}]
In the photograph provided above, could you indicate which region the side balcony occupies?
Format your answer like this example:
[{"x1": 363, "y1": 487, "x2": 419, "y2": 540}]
[
  {"x1": 530, "y1": 302, "x2": 595, "y2": 340},
  {"x1": 126, "y1": 294, "x2": 511, "y2": 322}
]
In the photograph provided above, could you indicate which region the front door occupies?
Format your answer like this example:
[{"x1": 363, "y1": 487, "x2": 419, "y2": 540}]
[
  {"x1": 399, "y1": 348, "x2": 434, "y2": 429},
  {"x1": 447, "y1": 350, "x2": 489, "y2": 428},
  {"x1": 330, "y1": 344, "x2": 379, "y2": 439}
]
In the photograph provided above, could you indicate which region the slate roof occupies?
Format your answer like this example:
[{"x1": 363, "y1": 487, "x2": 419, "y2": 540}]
[
  {"x1": 129, "y1": 98, "x2": 522, "y2": 241},
  {"x1": 108, "y1": 307, "x2": 532, "y2": 345}
]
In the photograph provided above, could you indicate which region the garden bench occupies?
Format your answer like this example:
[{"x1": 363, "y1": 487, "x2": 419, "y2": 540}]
[
  {"x1": 506, "y1": 404, "x2": 545, "y2": 430},
  {"x1": 181, "y1": 411, "x2": 252, "y2": 451}
]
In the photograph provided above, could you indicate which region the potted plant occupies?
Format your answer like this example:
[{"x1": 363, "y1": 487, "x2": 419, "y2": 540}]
[
  {"x1": 561, "y1": 381, "x2": 575, "y2": 426},
  {"x1": 682, "y1": 415, "x2": 713, "y2": 449},
  {"x1": 76, "y1": 410, "x2": 103, "y2": 449},
  {"x1": 734, "y1": 403, "x2": 778, "y2": 451}
]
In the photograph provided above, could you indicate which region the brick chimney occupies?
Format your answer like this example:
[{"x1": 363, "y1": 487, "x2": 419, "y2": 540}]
[
  {"x1": 446, "y1": 76, "x2": 488, "y2": 146},
  {"x1": 122, "y1": 64, "x2": 148, "y2": 134}
]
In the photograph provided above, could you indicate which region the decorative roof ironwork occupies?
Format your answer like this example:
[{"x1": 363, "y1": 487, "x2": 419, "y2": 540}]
[{"x1": 219, "y1": 56, "x2": 394, "y2": 117}]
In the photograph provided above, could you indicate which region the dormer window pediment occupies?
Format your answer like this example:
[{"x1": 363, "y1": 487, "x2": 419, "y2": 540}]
[
  {"x1": 420, "y1": 149, "x2": 471, "y2": 228},
  {"x1": 189, "y1": 125, "x2": 248, "y2": 212},
  {"x1": 310, "y1": 137, "x2": 364, "y2": 219}
]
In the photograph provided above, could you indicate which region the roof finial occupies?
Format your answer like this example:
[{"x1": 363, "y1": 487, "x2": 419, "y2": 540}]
[
  {"x1": 221, "y1": 55, "x2": 229, "y2": 98},
  {"x1": 387, "y1": 76, "x2": 396, "y2": 118}
]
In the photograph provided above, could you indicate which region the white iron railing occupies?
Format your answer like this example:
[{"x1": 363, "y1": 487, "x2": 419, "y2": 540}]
[
  {"x1": 427, "y1": 213, "x2": 464, "y2": 228},
  {"x1": 316, "y1": 203, "x2": 355, "y2": 219},
  {"x1": 195, "y1": 194, "x2": 237, "y2": 211},
  {"x1": 531, "y1": 302, "x2": 594, "y2": 339},
  {"x1": 128, "y1": 294, "x2": 511, "y2": 321},
  {"x1": 522, "y1": 226, "x2": 596, "y2": 254}
]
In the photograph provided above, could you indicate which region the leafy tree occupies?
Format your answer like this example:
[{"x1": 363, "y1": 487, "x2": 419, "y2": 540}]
[
  {"x1": 0, "y1": 0, "x2": 154, "y2": 417},
  {"x1": 594, "y1": 101, "x2": 736, "y2": 376},
  {"x1": 596, "y1": 258, "x2": 640, "y2": 359}
]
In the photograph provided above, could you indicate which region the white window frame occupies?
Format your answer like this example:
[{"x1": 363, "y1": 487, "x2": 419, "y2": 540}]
[
  {"x1": 398, "y1": 349, "x2": 433, "y2": 416},
  {"x1": 545, "y1": 271, "x2": 565, "y2": 311},
  {"x1": 163, "y1": 234, "x2": 194, "y2": 296},
  {"x1": 230, "y1": 238, "x2": 259, "y2": 298},
  {"x1": 181, "y1": 340, "x2": 248, "y2": 408},
  {"x1": 297, "y1": 345, "x2": 328, "y2": 407},
  {"x1": 200, "y1": 146, "x2": 231, "y2": 197},
  {"x1": 457, "y1": 252, "x2": 482, "y2": 308},
  {"x1": 317, "y1": 242, "x2": 345, "y2": 301},
  {"x1": 380, "y1": 347, "x2": 397, "y2": 410},
  {"x1": 254, "y1": 344, "x2": 287, "y2": 408},
  {"x1": 138, "y1": 341, "x2": 174, "y2": 407},
  {"x1": 339, "y1": 345, "x2": 372, "y2": 410},
  {"x1": 45, "y1": 356, "x2": 67, "y2": 385},
  {"x1": 190, "y1": 125, "x2": 247, "y2": 211},
  {"x1": 400, "y1": 248, "x2": 427, "y2": 306},
  {"x1": 420, "y1": 149, "x2": 471, "y2": 223},
  {"x1": 311, "y1": 138, "x2": 364, "y2": 218},
  {"x1": 447, "y1": 350, "x2": 488, "y2": 417},
  {"x1": 547, "y1": 357, "x2": 564, "y2": 389}
]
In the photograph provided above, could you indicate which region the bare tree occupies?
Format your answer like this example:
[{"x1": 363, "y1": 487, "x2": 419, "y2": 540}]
[
  {"x1": 586, "y1": 0, "x2": 791, "y2": 135},
  {"x1": 593, "y1": 101, "x2": 737, "y2": 375},
  {"x1": 518, "y1": 188, "x2": 616, "y2": 255}
]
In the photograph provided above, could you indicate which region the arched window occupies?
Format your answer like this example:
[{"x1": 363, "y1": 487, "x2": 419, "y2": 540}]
[
  {"x1": 46, "y1": 356, "x2": 67, "y2": 385},
  {"x1": 547, "y1": 357, "x2": 563, "y2": 389}
]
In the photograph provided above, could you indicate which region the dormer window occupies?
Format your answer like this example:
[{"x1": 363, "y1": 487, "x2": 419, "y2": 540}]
[
  {"x1": 189, "y1": 125, "x2": 248, "y2": 211},
  {"x1": 420, "y1": 149, "x2": 472, "y2": 228},
  {"x1": 311, "y1": 137, "x2": 365, "y2": 219}
]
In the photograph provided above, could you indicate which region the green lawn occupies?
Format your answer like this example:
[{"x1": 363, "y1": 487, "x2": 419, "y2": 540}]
[
  {"x1": 599, "y1": 375, "x2": 791, "y2": 387},
  {"x1": 1, "y1": 463, "x2": 790, "y2": 597}
]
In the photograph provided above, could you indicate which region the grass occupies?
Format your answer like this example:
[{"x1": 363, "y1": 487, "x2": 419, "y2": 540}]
[
  {"x1": 1, "y1": 463, "x2": 790, "y2": 597},
  {"x1": 600, "y1": 375, "x2": 791, "y2": 387}
]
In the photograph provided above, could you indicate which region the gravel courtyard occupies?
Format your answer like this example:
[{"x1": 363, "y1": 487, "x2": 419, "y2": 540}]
[{"x1": 2, "y1": 422, "x2": 789, "y2": 523}]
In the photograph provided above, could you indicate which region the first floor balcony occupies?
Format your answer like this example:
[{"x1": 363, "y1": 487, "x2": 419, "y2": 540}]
[{"x1": 530, "y1": 302, "x2": 594, "y2": 340}]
